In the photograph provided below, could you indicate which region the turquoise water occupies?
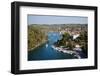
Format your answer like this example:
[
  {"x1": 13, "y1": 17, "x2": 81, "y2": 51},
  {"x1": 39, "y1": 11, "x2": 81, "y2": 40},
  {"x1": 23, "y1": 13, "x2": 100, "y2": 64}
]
[{"x1": 28, "y1": 32, "x2": 77, "y2": 61}]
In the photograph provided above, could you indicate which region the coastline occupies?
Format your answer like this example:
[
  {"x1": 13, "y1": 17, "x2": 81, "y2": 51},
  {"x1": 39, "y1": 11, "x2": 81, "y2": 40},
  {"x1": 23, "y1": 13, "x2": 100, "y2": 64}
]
[
  {"x1": 28, "y1": 40, "x2": 48, "y2": 51},
  {"x1": 51, "y1": 45, "x2": 81, "y2": 59}
]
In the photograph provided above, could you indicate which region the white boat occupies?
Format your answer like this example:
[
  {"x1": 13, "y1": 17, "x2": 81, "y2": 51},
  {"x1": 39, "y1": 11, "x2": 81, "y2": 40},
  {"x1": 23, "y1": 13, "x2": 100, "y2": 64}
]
[{"x1": 46, "y1": 44, "x2": 48, "y2": 48}]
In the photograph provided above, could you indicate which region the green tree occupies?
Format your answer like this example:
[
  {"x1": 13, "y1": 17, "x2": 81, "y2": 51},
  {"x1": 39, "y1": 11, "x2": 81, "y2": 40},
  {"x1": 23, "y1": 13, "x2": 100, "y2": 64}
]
[
  {"x1": 75, "y1": 31, "x2": 88, "y2": 56},
  {"x1": 66, "y1": 40, "x2": 75, "y2": 50},
  {"x1": 62, "y1": 32, "x2": 71, "y2": 41}
]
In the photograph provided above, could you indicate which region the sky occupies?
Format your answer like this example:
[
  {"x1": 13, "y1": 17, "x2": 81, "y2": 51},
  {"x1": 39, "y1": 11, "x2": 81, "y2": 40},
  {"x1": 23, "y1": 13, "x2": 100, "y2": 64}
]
[{"x1": 28, "y1": 15, "x2": 88, "y2": 25}]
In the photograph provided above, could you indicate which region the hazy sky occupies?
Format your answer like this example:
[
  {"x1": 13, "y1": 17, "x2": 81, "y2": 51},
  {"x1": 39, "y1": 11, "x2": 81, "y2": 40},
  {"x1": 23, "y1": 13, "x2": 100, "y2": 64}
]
[{"x1": 28, "y1": 15, "x2": 88, "y2": 25}]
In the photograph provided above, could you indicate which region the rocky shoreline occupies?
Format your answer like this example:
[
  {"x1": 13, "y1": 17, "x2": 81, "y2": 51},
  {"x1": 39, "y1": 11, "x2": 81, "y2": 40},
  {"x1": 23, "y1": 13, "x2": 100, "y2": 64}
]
[{"x1": 51, "y1": 45, "x2": 81, "y2": 59}]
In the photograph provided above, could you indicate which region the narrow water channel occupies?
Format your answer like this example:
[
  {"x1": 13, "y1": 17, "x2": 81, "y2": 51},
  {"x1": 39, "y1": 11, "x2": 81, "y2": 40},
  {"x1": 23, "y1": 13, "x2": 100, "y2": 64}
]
[{"x1": 28, "y1": 32, "x2": 77, "y2": 61}]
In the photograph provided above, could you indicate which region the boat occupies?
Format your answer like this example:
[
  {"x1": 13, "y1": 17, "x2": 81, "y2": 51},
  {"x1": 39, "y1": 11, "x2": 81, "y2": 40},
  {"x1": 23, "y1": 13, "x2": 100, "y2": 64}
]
[{"x1": 46, "y1": 44, "x2": 48, "y2": 48}]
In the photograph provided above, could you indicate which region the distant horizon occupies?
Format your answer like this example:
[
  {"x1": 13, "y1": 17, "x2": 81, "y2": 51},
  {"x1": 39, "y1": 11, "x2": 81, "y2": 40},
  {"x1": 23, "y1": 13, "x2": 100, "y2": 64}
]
[
  {"x1": 28, "y1": 15, "x2": 88, "y2": 25},
  {"x1": 28, "y1": 23, "x2": 88, "y2": 25}
]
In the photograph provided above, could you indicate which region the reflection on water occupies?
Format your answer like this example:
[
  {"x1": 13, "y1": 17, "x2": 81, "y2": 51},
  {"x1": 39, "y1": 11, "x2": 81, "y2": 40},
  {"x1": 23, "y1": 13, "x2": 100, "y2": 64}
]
[{"x1": 28, "y1": 32, "x2": 76, "y2": 61}]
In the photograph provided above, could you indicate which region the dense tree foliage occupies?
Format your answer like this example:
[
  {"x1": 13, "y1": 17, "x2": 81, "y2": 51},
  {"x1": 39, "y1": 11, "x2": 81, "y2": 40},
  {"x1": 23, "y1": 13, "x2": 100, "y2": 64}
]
[
  {"x1": 55, "y1": 33, "x2": 75, "y2": 49},
  {"x1": 55, "y1": 31, "x2": 88, "y2": 55},
  {"x1": 76, "y1": 31, "x2": 88, "y2": 56},
  {"x1": 28, "y1": 25, "x2": 47, "y2": 50}
]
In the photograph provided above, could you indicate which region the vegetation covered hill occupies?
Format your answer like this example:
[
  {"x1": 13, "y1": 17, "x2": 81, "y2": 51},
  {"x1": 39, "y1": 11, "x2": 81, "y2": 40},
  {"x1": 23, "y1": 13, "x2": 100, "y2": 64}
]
[
  {"x1": 28, "y1": 25, "x2": 47, "y2": 51},
  {"x1": 54, "y1": 31, "x2": 88, "y2": 56}
]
